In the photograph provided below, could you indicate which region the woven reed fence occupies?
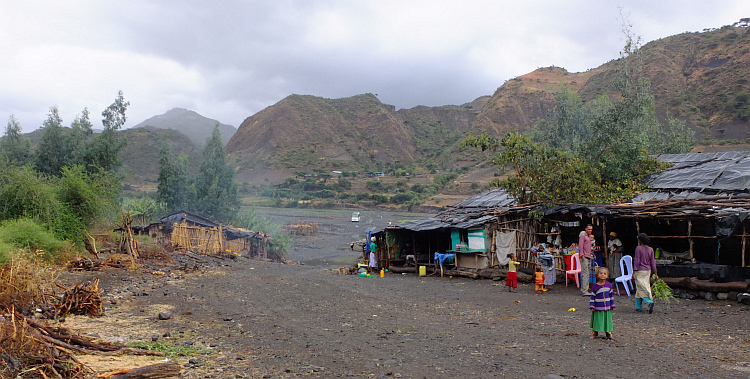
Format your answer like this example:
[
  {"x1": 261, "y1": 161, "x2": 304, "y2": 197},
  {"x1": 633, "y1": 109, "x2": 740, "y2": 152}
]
[{"x1": 171, "y1": 221, "x2": 230, "y2": 256}]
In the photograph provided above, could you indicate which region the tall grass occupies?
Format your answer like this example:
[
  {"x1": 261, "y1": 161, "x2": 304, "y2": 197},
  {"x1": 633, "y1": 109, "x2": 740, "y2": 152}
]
[
  {"x1": 233, "y1": 208, "x2": 291, "y2": 260},
  {"x1": 0, "y1": 218, "x2": 70, "y2": 262}
]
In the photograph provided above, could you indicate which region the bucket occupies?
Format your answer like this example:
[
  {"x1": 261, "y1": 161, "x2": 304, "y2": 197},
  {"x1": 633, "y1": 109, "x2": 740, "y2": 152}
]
[{"x1": 419, "y1": 266, "x2": 426, "y2": 277}]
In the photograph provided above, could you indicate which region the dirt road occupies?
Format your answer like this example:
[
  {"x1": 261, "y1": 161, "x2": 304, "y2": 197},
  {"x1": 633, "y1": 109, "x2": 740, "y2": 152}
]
[{"x1": 63, "y1": 208, "x2": 750, "y2": 378}]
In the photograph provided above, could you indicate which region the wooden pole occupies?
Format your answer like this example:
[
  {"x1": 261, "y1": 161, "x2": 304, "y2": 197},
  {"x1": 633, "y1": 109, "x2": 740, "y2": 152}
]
[
  {"x1": 602, "y1": 220, "x2": 608, "y2": 273},
  {"x1": 688, "y1": 219, "x2": 694, "y2": 261},
  {"x1": 742, "y1": 224, "x2": 746, "y2": 268}
]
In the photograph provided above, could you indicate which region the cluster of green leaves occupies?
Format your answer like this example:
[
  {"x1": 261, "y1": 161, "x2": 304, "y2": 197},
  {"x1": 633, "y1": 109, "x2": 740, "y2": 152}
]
[
  {"x1": 462, "y1": 23, "x2": 693, "y2": 205},
  {"x1": 651, "y1": 277, "x2": 679, "y2": 309},
  {"x1": 157, "y1": 125, "x2": 241, "y2": 223}
]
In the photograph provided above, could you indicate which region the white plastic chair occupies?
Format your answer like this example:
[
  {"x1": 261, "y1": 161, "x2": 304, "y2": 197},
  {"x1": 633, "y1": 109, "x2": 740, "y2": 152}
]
[{"x1": 614, "y1": 255, "x2": 634, "y2": 296}]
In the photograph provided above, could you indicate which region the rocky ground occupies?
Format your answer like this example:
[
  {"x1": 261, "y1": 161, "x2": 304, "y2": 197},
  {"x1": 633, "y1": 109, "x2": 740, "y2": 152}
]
[{"x1": 59, "y1": 208, "x2": 750, "y2": 378}]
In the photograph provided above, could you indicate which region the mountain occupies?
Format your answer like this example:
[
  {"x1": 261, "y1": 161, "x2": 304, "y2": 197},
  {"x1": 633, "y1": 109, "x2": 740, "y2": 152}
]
[
  {"x1": 227, "y1": 94, "x2": 418, "y2": 170},
  {"x1": 475, "y1": 25, "x2": 750, "y2": 139},
  {"x1": 132, "y1": 108, "x2": 237, "y2": 147}
]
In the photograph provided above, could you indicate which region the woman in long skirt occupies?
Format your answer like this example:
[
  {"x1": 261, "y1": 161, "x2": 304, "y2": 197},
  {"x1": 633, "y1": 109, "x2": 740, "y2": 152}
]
[{"x1": 633, "y1": 233, "x2": 657, "y2": 313}]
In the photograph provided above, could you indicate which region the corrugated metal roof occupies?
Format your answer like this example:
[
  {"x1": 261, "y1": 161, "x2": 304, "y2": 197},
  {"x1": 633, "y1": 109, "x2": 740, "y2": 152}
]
[
  {"x1": 450, "y1": 188, "x2": 517, "y2": 208},
  {"x1": 396, "y1": 189, "x2": 521, "y2": 231}
]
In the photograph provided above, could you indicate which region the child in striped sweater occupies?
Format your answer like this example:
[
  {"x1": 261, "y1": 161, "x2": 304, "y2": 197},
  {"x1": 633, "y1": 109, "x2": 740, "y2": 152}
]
[{"x1": 589, "y1": 267, "x2": 615, "y2": 340}]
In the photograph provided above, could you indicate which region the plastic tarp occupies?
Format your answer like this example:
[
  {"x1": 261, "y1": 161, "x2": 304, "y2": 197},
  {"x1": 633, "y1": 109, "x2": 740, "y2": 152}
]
[
  {"x1": 631, "y1": 191, "x2": 727, "y2": 202},
  {"x1": 715, "y1": 212, "x2": 750, "y2": 240},
  {"x1": 650, "y1": 152, "x2": 750, "y2": 192}
]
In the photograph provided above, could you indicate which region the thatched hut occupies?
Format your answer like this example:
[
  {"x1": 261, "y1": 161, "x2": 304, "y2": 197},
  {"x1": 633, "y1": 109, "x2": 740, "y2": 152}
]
[{"x1": 140, "y1": 211, "x2": 269, "y2": 258}]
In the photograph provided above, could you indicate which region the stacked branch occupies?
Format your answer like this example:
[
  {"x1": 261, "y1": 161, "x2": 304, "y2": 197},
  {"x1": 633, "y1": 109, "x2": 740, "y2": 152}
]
[
  {"x1": 56, "y1": 279, "x2": 104, "y2": 318},
  {"x1": 0, "y1": 310, "x2": 91, "y2": 379},
  {"x1": 119, "y1": 212, "x2": 140, "y2": 260}
]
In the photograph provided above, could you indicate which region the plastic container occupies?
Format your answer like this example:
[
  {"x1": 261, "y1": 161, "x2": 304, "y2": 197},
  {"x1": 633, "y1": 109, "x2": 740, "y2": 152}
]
[
  {"x1": 655, "y1": 248, "x2": 661, "y2": 259},
  {"x1": 358, "y1": 272, "x2": 367, "y2": 277},
  {"x1": 380, "y1": 269, "x2": 384, "y2": 278},
  {"x1": 419, "y1": 266, "x2": 426, "y2": 277}
]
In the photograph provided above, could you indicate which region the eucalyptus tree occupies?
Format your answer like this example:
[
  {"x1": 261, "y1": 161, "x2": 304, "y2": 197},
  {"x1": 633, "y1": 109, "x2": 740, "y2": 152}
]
[{"x1": 0, "y1": 115, "x2": 32, "y2": 165}]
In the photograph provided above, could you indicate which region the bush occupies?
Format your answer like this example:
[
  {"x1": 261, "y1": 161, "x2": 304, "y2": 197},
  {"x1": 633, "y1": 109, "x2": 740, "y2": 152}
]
[
  {"x1": 0, "y1": 166, "x2": 60, "y2": 226},
  {"x1": 390, "y1": 191, "x2": 417, "y2": 204},
  {"x1": 0, "y1": 218, "x2": 68, "y2": 261}
]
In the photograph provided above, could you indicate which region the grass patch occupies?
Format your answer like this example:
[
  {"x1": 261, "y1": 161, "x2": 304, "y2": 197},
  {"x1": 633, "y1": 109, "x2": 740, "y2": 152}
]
[{"x1": 128, "y1": 341, "x2": 206, "y2": 357}]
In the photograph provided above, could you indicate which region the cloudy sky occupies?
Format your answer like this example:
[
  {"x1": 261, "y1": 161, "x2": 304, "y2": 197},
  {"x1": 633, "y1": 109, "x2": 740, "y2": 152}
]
[{"x1": 1, "y1": 1, "x2": 747, "y2": 132}]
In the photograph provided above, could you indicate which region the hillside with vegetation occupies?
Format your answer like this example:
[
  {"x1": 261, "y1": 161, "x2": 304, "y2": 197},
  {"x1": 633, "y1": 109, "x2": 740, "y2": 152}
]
[
  {"x1": 477, "y1": 25, "x2": 750, "y2": 141},
  {"x1": 119, "y1": 126, "x2": 203, "y2": 194}
]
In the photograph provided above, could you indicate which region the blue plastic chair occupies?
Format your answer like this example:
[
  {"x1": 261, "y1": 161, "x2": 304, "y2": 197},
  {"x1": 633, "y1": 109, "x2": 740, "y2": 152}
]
[{"x1": 614, "y1": 255, "x2": 634, "y2": 296}]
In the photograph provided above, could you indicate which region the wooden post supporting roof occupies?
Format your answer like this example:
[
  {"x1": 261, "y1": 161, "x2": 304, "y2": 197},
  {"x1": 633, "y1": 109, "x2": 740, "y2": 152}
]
[
  {"x1": 742, "y1": 224, "x2": 747, "y2": 268},
  {"x1": 688, "y1": 219, "x2": 694, "y2": 261}
]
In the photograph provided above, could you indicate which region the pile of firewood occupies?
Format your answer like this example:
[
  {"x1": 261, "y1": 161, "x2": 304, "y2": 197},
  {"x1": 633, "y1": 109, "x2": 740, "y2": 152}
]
[
  {"x1": 56, "y1": 279, "x2": 104, "y2": 318},
  {"x1": 0, "y1": 311, "x2": 90, "y2": 378},
  {"x1": 1, "y1": 311, "x2": 177, "y2": 378}
]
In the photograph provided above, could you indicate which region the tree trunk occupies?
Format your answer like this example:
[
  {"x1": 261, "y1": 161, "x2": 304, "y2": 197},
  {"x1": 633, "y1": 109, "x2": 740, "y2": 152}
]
[
  {"x1": 659, "y1": 277, "x2": 750, "y2": 293},
  {"x1": 108, "y1": 363, "x2": 183, "y2": 379}
]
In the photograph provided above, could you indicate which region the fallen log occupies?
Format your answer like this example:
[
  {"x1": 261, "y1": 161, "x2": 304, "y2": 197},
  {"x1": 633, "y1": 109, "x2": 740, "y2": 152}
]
[
  {"x1": 106, "y1": 363, "x2": 183, "y2": 379},
  {"x1": 659, "y1": 277, "x2": 750, "y2": 293}
]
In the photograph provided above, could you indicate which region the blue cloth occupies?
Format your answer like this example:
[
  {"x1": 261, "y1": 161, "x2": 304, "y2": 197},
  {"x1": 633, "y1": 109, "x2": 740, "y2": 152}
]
[{"x1": 434, "y1": 253, "x2": 455, "y2": 265}]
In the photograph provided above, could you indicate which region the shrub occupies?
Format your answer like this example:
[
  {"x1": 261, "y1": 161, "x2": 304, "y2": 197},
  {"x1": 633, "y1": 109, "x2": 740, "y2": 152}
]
[
  {"x1": 390, "y1": 191, "x2": 417, "y2": 204},
  {"x1": 0, "y1": 166, "x2": 60, "y2": 226},
  {"x1": 0, "y1": 218, "x2": 68, "y2": 261}
]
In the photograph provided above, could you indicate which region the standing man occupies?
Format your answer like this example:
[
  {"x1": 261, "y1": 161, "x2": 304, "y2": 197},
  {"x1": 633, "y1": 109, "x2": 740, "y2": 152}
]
[
  {"x1": 607, "y1": 232, "x2": 624, "y2": 278},
  {"x1": 578, "y1": 224, "x2": 594, "y2": 296}
]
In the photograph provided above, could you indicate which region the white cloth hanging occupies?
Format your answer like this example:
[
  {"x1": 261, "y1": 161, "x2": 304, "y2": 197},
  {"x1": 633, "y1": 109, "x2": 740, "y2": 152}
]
[{"x1": 495, "y1": 230, "x2": 515, "y2": 266}]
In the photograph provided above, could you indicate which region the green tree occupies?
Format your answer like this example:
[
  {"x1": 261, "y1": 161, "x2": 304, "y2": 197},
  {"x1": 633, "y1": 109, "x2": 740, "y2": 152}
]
[
  {"x1": 69, "y1": 108, "x2": 94, "y2": 165},
  {"x1": 157, "y1": 134, "x2": 191, "y2": 212},
  {"x1": 122, "y1": 195, "x2": 161, "y2": 225},
  {"x1": 194, "y1": 124, "x2": 240, "y2": 222},
  {"x1": 35, "y1": 106, "x2": 74, "y2": 176},
  {"x1": 86, "y1": 91, "x2": 129, "y2": 172},
  {"x1": 0, "y1": 115, "x2": 32, "y2": 165}
]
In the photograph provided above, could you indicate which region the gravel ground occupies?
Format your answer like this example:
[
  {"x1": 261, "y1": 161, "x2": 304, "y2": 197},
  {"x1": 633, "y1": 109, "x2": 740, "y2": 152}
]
[{"x1": 61, "y1": 208, "x2": 750, "y2": 378}]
